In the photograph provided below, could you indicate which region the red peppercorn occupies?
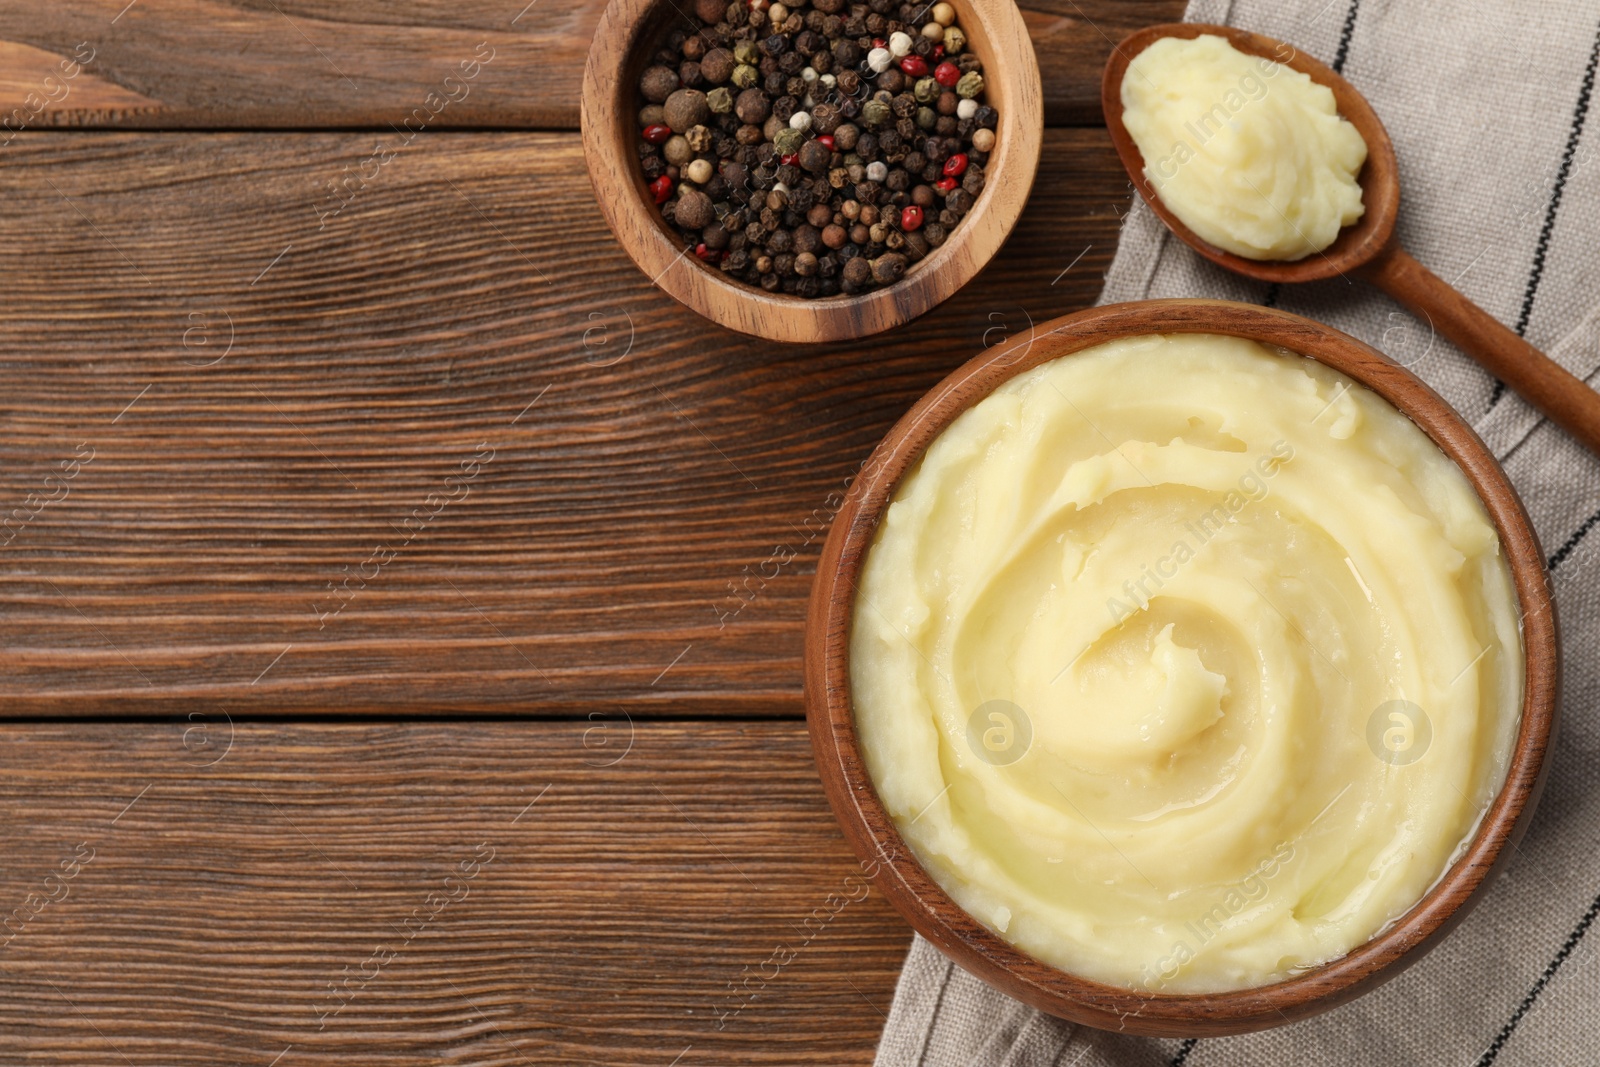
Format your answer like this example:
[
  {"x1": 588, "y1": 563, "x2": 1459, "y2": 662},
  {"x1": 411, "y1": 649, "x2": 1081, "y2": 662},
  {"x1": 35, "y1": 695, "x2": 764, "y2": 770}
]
[
  {"x1": 695, "y1": 242, "x2": 710, "y2": 259},
  {"x1": 873, "y1": 37, "x2": 886, "y2": 48},
  {"x1": 935, "y1": 176, "x2": 958, "y2": 192},
  {"x1": 781, "y1": 152, "x2": 799, "y2": 166},
  {"x1": 933, "y1": 61, "x2": 961, "y2": 88},
  {"x1": 901, "y1": 205, "x2": 924, "y2": 231},
  {"x1": 899, "y1": 55, "x2": 928, "y2": 77},
  {"x1": 650, "y1": 175, "x2": 673, "y2": 204},
  {"x1": 932, "y1": 44, "x2": 945, "y2": 60},
  {"x1": 642, "y1": 123, "x2": 672, "y2": 145},
  {"x1": 942, "y1": 153, "x2": 968, "y2": 178},
  {"x1": 817, "y1": 134, "x2": 835, "y2": 150}
]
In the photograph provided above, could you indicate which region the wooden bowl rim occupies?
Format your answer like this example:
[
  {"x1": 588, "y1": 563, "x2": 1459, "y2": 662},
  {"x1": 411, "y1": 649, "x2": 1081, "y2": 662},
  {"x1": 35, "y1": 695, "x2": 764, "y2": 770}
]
[
  {"x1": 580, "y1": 0, "x2": 1043, "y2": 344},
  {"x1": 804, "y1": 298, "x2": 1559, "y2": 1036},
  {"x1": 1100, "y1": 23, "x2": 1401, "y2": 283}
]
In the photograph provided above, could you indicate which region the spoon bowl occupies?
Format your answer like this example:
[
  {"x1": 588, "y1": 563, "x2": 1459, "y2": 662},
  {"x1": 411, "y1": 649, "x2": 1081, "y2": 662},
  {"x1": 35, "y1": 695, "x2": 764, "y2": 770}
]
[
  {"x1": 1101, "y1": 23, "x2": 1600, "y2": 457},
  {"x1": 1102, "y1": 23, "x2": 1399, "y2": 284}
]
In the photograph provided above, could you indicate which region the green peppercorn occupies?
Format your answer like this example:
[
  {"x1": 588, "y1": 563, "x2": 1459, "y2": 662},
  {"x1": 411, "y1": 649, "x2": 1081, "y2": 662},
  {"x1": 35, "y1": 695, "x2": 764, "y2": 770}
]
[
  {"x1": 956, "y1": 71, "x2": 984, "y2": 99},
  {"x1": 734, "y1": 39, "x2": 760, "y2": 65},
  {"x1": 773, "y1": 127, "x2": 803, "y2": 156},
  {"x1": 861, "y1": 99, "x2": 891, "y2": 127},
  {"x1": 913, "y1": 77, "x2": 939, "y2": 104},
  {"x1": 916, "y1": 106, "x2": 936, "y2": 130},
  {"x1": 706, "y1": 86, "x2": 734, "y2": 113},
  {"x1": 732, "y1": 63, "x2": 759, "y2": 89}
]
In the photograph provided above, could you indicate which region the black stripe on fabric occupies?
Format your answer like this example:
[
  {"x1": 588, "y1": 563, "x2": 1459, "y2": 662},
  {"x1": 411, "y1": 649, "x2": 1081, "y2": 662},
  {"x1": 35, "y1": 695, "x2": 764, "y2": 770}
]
[
  {"x1": 1474, "y1": 888, "x2": 1600, "y2": 1067},
  {"x1": 1331, "y1": 0, "x2": 1361, "y2": 73},
  {"x1": 1548, "y1": 503, "x2": 1600, "y2": 571},
  {"x1": 1170, "y1": 1037, "x2": 1199, "y2": 1067},
  {"x1": 1489, "y1": 16, "x2": 1600, "y2": 410}
]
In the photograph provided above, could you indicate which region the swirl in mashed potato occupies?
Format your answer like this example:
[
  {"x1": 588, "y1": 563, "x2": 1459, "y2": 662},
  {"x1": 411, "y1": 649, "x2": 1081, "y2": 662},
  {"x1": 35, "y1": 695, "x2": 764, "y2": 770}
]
[{"x1": 850, "y1": 333, "x2": 1522, "y2": 992}]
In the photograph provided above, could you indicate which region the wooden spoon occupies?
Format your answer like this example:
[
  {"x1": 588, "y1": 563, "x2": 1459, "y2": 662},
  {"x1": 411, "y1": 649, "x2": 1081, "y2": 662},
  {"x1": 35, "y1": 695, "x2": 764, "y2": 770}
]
[{"x1": 1102, "y1": 22, "x2": 1600, "y2": 456}]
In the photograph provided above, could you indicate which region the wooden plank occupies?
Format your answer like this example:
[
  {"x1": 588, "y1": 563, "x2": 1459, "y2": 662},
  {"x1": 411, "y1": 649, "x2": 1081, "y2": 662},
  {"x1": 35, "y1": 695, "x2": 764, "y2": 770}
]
[
  {"x1": 0, "y1": 720, "x2": 909, "y2": 1064},
  {"x1": 0, "y1": 129, "x2": 1133, "y2": 716},
  {"x1": 0, "y1": 0, "x2": 1185, "y2": 130}
]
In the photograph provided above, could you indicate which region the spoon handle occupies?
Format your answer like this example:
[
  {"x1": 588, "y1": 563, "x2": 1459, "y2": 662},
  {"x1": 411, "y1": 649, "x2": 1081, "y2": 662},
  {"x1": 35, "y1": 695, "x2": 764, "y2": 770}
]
[{"x1": 1360, "y1": 244, "x2": 1600, "y2": 457}]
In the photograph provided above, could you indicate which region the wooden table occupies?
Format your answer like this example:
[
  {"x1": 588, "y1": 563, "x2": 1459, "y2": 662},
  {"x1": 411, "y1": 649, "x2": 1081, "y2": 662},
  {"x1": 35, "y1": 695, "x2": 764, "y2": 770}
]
[{"x1": 0, "y1": 2, "x2": 1181, "y2": 1062}]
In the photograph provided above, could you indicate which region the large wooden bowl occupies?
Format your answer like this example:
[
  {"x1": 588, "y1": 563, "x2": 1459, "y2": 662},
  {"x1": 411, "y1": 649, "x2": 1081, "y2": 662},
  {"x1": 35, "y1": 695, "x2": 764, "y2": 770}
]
[
  {"x1": 580, "y1": 0, "x2": 1042, "y2": 344},
  {"x1": 805, "y1": 299, "x2": 1560, "y2": 1036}
]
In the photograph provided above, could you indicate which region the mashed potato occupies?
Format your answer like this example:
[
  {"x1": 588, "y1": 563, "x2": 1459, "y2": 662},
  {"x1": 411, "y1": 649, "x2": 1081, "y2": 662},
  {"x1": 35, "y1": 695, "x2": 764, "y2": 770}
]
[
  {"x1": 850, "y1": 334, "x2": 1522, "y2": 992},
  {"x1": 1121, "y1": 35, "x2": 1368, "y2": 260}
]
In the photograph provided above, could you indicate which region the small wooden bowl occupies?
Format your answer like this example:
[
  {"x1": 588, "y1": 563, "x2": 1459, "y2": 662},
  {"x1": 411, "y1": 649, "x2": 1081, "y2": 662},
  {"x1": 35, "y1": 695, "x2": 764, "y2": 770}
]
[
  {"x1": 580, "y1": 0, "x2": 1042, "y2": 344},
  {"x1": 805, "y1": 299, "x2": 1559, "y2": 1036}
]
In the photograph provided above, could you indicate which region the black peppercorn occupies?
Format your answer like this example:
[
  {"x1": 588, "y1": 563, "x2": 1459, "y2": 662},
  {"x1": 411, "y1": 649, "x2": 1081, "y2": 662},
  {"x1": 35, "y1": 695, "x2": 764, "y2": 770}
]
[
  {"x1": 635, "y1": 0, "x2": 999, "y2": 297},
  {"x1": 871, "y1": 252, "x2": 907, "y2": 285},
  {"x1": 734, "y1": 88, "x2": 771, "y2": 125},
  {"x1": 641, "y1": 66, "x2": 680, "y2": 103},
  {"x1": 676, "y1": 189, "x2": 716, "y2": 230},
  {"x1": 701, "y1": 47, "x2": 736, "y2": 84},
  {"x1": 663, "y1": 88, "x2": 711, "y2": 132},
  {"x1": 797, "y1": 139, "x2": 831, "y2": 174}
]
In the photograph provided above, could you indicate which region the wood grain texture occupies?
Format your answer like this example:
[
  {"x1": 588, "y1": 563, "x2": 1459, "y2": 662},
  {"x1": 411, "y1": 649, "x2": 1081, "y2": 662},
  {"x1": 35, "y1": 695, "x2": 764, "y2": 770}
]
[
  {"x1": 581, "y1": 0, "x2": 1044, "y2": 342},
  {"x1": 0, "y1": 128, "x2": 1133, "y2": 717},
  {"x1": 806, "y1": 300, "x2": 1559, "y2": 1035},
  {"x1": 0, "y1": 720, "x2": 908, "y2": 1065},
  {"x1": 0, "y1": 0, "x2": 1184, "y2": 130}
]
